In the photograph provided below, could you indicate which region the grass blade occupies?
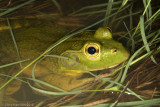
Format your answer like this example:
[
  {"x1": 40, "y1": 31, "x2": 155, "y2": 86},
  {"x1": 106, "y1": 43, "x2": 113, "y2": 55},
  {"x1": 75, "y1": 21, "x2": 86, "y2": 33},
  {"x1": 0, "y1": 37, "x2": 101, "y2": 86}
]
[
  {"x1": 51, "y1": 0, "x2": 62, "y2": 15},
  {"x1": 140, "y1": 15, "x2": 157, "y2": 64},
  {"x1": 0, "y1": 59, "x2": 29, "y2": 69},
  {"x1": 0, "y1": 0, "x2": 35, "y2": 17},
  {"x1": 132, "y1": 0, "x2": 152, "y2": 37},
  {"x1": 28, "y1": 82, "x2": 81, "y2": 95},
  {"x1": 123, "y1": 22, "x2": 135, "y2": 53},
  {"x1": 119, "y1": 0, "x2": 128, "y2": 9},
  {"x1": 120, "y1": 46, "x2": 144, "y2": 84},
  {"x1": 6, "y1": 18, "x2": 22, "y2": 68},
  {"x1": 104, "y1": 0, "x2": 114, "y2": 25}
]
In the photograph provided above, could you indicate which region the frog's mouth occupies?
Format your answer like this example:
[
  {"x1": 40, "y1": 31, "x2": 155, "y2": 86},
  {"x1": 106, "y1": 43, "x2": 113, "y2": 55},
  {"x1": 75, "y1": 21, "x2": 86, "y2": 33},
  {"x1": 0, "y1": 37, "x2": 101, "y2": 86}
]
[
  {"x1": 108, "y1": 63, "x2": 120, "y2": 69},
  {"x1": 89, "y1": 61, "x2": 126, "y2": 75},
  {"x1": 88, "y1": 62, "x2": 123, "y2": 73},
  {"x1": 78, "y1": 61, "x2": 127, "y2": 79}
]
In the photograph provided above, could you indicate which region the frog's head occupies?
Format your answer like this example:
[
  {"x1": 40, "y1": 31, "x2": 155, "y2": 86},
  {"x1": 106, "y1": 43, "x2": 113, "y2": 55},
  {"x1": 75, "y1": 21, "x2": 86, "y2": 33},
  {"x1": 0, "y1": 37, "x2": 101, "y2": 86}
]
[{"x1": 59, "y1": 27, "x2": 130, "y2": 75}]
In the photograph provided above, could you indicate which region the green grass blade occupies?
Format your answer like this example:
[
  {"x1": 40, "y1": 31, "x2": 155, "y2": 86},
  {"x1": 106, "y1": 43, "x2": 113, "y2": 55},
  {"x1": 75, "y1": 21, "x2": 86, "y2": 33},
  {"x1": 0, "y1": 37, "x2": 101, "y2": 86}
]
[
  {"x1": 120, "y1": 46, "x2": 144, "y2": 84},
  {"x1": 110, "y1": 11, "x2": 142, "y2": 28},
  {"x1": 51, "y1": 0, "x2": 62, "y2": 15},
  {"x1": 150, "y1": 31, "x2": 160, "y2": 44},
  {"x1": 142, "y1": 0, "x2": 152, "y2": 16},
  {"x1": 70, "y1": 3, "x2": 108, "y2": 15},
  {"x1": 110, "y1": 82, "x2": 130, "y2": 107},
  {"x1": 123, "y1": 22, "x2": 135, "y2": 53},
  {"x1": 70, "y1": 9, "x2": 118, "y2": 16},
  {"x1": 6, "y1": 18, "x2": 22, "y2": 68},
  {"x1": 109, "y1": 1, "x2": 132, "y2": 27},
  {"x1": 119, "y1": 0, "x2": 128, "y2": 10},
  {"x1": 132, "y1": 0, "x2": 152, "y2": 37},
  {"x1": 0, "y1": 0, "x2": 35, "y2": 17},
  {"x1": 140, "y1": 16, "x2": 150, "y2": 51},
  {"x1": 26, "y1": 77, "x2": 66, "y2": 92},
  {"x1": 104, "y1": 0, "x2": 114, "y2": 25},
  {"x1": 105, "y1": 65, "x2": 124, "y2": 89},
  {"x1": 0, "y1": 59, "x2": 29, "y2": 69},
  {"x1": 140, "y1": 15, "x2": 157, "y2": 64},
  {"x1": 146, "y1": 9, "x2": 160, "y2": 23},
  {"x1": 70, "y1": 1, "x2": 122, "y2": 15},
  {"x1": 143, "y1": 0, "x2": 149, "y2": 20},
  {"x1": 148, "y1": 0, "x2": 152, "y2": 19},
  {"x1": 28, "y1": 82, "x2": 81, "y2": 95},
  {"x1": 129, "y1": 5, "x2": 133, "y2": 29},
  {"x1": 135, "y1": 31, "x2": 159, "y2": 43}
]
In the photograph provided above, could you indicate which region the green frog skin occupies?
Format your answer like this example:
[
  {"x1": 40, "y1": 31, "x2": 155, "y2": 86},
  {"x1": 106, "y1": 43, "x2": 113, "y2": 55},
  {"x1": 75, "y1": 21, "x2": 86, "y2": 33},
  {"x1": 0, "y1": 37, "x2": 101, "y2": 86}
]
[{"x1": 0, "y1": 18, "x2": 130, "y2": 95}]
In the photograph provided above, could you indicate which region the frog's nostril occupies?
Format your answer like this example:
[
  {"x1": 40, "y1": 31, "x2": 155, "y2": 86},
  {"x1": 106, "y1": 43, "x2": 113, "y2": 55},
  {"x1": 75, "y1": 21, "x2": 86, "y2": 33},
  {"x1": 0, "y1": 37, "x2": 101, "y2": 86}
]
[{"x1": 112, "y1": 49, "x2": 117, "y2": 53}]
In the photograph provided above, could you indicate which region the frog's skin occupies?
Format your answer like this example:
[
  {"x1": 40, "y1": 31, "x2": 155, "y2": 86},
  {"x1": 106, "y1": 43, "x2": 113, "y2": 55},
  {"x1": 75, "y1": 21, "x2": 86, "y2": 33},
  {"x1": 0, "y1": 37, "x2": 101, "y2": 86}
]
[{"x1": 0, "y1": 18, "x2": 130, "y2": 95}]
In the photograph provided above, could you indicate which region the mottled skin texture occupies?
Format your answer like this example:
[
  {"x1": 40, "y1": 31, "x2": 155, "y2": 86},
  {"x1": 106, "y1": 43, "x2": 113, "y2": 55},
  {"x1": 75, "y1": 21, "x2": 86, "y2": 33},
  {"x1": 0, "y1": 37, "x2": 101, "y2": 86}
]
[{"x1": 0, "y1": 18, "x2": 130, "y2": 95}]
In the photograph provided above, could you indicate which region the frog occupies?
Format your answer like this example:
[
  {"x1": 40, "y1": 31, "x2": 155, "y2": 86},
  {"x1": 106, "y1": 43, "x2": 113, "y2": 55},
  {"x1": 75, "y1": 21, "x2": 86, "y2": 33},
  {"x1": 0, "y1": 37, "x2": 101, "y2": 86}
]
[{"x1": 0, "y1": 18, "x2": 130, "y2": 95}]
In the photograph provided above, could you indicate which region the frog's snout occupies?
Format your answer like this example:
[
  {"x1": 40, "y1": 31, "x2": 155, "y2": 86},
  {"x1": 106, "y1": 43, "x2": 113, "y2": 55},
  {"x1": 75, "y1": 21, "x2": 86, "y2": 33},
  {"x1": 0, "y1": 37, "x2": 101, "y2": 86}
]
[
  {"x1": 125, "y1": 51, "x2": 130, "y2": 58},
  {"x1": 122, "y1": 50, "x2": 130, "y2": 60},
  {"x1": 113, "y1": 47, "x2": 130, "y2": 60}
]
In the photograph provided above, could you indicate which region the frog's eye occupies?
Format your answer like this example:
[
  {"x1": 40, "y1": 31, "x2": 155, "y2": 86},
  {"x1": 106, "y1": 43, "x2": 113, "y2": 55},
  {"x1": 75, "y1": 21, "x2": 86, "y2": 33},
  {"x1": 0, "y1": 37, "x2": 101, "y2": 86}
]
[{"x1": 84, "y1": 43, "x2": 100, "y2": 58}]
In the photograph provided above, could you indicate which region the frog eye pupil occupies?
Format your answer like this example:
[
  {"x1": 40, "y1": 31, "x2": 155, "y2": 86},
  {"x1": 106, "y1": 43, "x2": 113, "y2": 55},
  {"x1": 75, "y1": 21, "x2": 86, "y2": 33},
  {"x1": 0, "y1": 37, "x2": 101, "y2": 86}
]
[{"x1": 88, "y1": 47, "x2": 96, "y2": 55}]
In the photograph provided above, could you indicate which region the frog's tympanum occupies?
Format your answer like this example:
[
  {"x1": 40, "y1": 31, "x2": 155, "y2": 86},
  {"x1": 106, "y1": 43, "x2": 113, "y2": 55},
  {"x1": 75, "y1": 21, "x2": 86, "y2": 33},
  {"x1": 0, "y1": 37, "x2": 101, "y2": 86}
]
[{"x1": 0, "y1": 19, "x2": 130, "y2": 95}]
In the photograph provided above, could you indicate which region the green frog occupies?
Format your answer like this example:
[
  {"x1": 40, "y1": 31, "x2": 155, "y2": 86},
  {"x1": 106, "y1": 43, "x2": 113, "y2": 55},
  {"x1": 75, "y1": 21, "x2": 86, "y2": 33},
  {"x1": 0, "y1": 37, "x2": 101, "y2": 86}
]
[{"x1": 0, "y1": 18, "x2": 130, "y2": 95}]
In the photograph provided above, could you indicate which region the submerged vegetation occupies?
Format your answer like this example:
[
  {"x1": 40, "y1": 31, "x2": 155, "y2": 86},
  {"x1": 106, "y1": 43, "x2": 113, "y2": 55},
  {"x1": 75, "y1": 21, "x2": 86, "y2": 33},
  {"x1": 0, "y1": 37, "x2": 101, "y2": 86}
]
[{"x1": 0, "y1": 0, "x2": 160, "y2": 106}]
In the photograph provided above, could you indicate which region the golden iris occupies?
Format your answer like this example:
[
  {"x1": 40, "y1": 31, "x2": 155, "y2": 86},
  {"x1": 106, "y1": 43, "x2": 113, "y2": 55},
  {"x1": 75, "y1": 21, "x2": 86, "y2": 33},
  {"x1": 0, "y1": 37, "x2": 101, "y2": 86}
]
[{"x1": 84, "y1": 43, "x2": 100, "y2": 58}]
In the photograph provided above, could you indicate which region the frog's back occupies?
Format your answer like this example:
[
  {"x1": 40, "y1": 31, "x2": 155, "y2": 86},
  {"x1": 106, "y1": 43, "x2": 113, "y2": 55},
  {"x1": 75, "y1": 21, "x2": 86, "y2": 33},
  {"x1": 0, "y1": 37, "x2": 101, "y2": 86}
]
[
  {"x1": 0, "y1": 18, "x2": 94, "y2": 58},
  {"x1": 0, "y1": 18, "x2": 69, "y2": 76},
  {"x1": 0, "y1": 18, "x2": 68, "y2": 59},
  {"x1": 0, "y1": 18, "x2": 94, "y2": 76}
]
